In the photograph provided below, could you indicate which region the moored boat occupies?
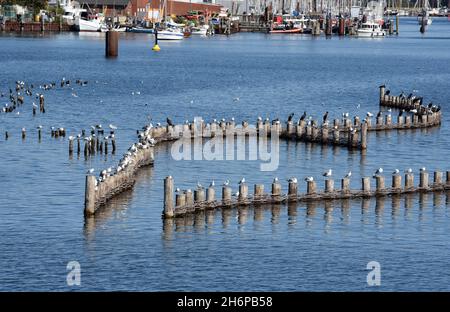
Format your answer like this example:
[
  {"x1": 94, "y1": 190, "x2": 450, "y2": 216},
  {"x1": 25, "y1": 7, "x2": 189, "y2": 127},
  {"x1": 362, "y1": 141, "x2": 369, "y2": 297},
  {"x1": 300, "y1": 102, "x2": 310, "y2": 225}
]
[
  {"x1": 269, "y1": 28, "x2": 302, "y2": 34},
  {"x1": 357, "y1": 21, "x2": 386, "y2": 37}
]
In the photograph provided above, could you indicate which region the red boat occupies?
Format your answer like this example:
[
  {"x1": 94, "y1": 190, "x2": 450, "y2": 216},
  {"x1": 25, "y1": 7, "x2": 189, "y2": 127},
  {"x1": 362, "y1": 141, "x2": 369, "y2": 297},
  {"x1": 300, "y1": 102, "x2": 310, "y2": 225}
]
[{"x1": 269, "y1": 28, "x2": 302, "y2": 34}]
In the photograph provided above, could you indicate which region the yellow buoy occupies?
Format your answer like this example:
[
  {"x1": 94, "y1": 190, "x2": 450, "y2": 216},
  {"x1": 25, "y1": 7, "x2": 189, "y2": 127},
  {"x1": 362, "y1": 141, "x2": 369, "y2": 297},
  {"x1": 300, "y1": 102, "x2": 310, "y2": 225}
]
[{"x1": 152, "y1": 44, "x2": 160, "y2": 51}]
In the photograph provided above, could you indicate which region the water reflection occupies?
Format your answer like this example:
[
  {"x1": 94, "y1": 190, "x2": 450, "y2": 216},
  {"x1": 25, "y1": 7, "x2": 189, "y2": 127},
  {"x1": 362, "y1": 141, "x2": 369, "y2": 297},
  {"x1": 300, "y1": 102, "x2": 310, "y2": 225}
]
[{"x1": 161, "y1": 191, "x2": 450, "y2": 238}]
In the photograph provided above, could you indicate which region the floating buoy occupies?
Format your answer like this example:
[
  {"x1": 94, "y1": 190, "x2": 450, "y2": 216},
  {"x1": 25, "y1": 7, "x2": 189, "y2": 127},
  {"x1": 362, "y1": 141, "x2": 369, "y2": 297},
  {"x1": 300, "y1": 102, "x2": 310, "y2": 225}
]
[{"x1": 152, "y1": 44, "x2": 160, "y2": 51}]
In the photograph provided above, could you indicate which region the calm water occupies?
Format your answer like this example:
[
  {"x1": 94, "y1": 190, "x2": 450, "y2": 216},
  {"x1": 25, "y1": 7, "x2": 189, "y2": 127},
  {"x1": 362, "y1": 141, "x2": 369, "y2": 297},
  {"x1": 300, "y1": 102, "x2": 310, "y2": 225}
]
[{"x1": 1, "y1": 17, "x2": 450, "y2": 291}]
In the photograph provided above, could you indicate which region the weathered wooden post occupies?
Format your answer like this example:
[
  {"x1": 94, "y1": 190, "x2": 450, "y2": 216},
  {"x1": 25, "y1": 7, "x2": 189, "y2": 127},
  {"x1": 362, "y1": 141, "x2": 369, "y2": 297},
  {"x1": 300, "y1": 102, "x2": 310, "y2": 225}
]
[
  {"x1": 39, "y1": 94, "x2": 45, "y2": 113},
  {"x1": 447, "y1": 171, "x2": 450, "y2": 185},
  {"x1": 341, "y1": 178, "x2": 350, "y2": 193},
  {"x1": 296, "y1": 120, "x2": 305, "y2": 137},
  {"x1": 84, "y1": 175, "x2": 97, "y2": 216},
  {"x1": 325, "y1": 179, "x2": 334, "y2": 193},
  {"x1": 333, "y1": 128, "x2": 340, "y2": 144},
  {"x1": 434, "y1": 171, "x2": 443, "y2": 185},
  {"x1": 362, "y1": 177, "x2": 371, "y2": 193},
  {"x1": 186, "y1": 189, "x2": 194, "y2": 206},
  {"x1": 222, "y1": 185, "x2": 232, "y2": 205},
  {"x1": 405, "y1": 115, "x2": 412, "y2": 127},
  {"x1": 239, "y1": 183, "x2": 248, "y2": 204},
  {"x1": 69, "y1": 137, "x2": 74, "y2": 155},
  {"x1": 385, "y1": 114, "x2": 392, "y2": 126},
  {"x1": 397, "y1": 115, "x2": 404, "y2": 127},
  {"x1": 105, "y1": 30, "x2": 119, "y2": 57},
  {"x1": 376, "y1": 115, "x2": 383, "y2": 127},
  {"x1": 354, "y1": 116, "x2": 361, "y2": 128},
  {"x1": 306, "y1": 180, "x2": 316, "y2": 195},
  {"x1": 21, "y1": 128, "x2": 26, "y2": 140},
  {"x1": 419, "y1": 170, "x2": 429, "y2": 188},
  {"x1": 379, "y1": 85, "x2": 385, "y2": 104},
  {"x1": 104, "y1": 139, "x2": 109, "y2": 154},
  {"x1": 163, "y1": 176, "x2": 174, "y2": 218},
  {"x1": 375, "y1": 176, "x2": 385, "y2": 192},
  {"x1": 305, "y1": 124, "x2": 312, "y2": 139},
  {"x1": 333, "y1": 119, "x2": 340, "y2": 129},
  {"x1": 5, "y1": 131, "x2": 8, "y2": 140},
  {"x1": 360, "y1": 123, "x2": 367, "y2": 150},
  {"x1": 288, "y1": 180, "x2": 298, "y2": 200},
  {"x1": 272, "y1": 180, "x2": 282, "y2": 201},
  {"x1": 321, "y1": 125, "x2": 329, "y2": 143},
  {"x1": 392, "y1": 174, "x2": 402, "y2": 189},
  {"x1": 254, "y1": 184, "x2": 264, "y2": 200},
  {"x1": 405, "y1": 173, "x2": 414, "y2": 189},
  {"x1": 176, "y1": 192, "x2": 186, "y2": 207},
  {"x1": 207, "y1": 186, "x2": 215, "y2": 203},
  {"x1": 111, "y1": 136, "x2": 116, "y2": 154},
  {"x1": 287, "y1": 121, "x2": 295, "y2": 136},
  {"x1": 76, "y1": 137, "x2": 80, "y2": 154}
]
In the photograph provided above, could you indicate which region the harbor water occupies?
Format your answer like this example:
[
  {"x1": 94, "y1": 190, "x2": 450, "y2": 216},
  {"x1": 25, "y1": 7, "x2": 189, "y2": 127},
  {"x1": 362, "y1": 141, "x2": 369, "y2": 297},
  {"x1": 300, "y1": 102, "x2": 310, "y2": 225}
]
[{"x1": 1, "y1": 17, "x2": 450, "y2": 291}]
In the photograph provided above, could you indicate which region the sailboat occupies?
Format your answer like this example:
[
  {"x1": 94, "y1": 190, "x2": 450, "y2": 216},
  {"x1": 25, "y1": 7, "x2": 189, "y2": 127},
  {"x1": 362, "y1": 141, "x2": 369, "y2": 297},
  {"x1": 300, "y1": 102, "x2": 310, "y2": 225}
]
[{"x1": 416, "y1": 0, "x2": 433, "y2": 25}]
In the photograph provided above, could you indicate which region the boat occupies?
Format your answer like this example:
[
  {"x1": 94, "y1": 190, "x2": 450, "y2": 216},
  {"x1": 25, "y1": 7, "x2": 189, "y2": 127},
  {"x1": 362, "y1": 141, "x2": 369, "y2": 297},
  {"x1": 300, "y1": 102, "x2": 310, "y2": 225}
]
[
  {"x1": 62, "y1": 1, "x2": 102, "y2": 32},
  {"x1": 191, "y1": 25, "x2": 209, "y2": 36},
  {"x1": 269, "y1": 28, "x2": 302, "y2": 34},
  {"x1": 128, "y1": 27, "x2": 155, "y2": 34},
  {"x1": 357, "y1": 21, "x2": 386, "y2": 37},
  {"x1": 157, "y1": 28, "x2": 184, "y2": 40}
]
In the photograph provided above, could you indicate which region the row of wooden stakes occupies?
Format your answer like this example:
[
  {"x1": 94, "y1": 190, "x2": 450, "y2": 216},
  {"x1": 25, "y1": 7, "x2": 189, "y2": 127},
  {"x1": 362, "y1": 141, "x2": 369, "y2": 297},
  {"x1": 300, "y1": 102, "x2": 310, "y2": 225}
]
[{"x1": 163, "y1": 170, "x2": 450, "y2": 218}]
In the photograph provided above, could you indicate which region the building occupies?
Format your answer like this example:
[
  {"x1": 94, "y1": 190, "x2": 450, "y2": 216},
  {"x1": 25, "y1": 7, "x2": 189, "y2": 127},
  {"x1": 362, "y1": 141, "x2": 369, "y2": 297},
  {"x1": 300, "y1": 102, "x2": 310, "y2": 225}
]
[{"x1": 129, "y1": 0, "x2": 222, "y2": 19}]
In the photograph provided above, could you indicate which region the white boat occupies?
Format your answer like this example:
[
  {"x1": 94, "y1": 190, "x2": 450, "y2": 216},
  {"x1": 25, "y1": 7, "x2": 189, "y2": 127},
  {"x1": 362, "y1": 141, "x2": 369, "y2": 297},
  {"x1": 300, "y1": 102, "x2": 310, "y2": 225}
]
[
  {"x1": 157, "y1": 28, "x2": 184, "y2": 40},
  {"x1": 191, "y1": 25, "x2": 209, "y2": 36},
  {"x1": 62, "y1": 1, "x2": 102, "y2": 32},
  {"x1": 357, "y1": 21, "x2": 386, "y2": 37}
]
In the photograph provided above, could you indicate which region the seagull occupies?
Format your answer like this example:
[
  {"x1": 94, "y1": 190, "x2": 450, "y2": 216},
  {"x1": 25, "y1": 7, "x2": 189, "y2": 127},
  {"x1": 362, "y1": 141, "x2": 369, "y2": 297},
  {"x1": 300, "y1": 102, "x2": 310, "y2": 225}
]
[
  {"x1": 376, "y1": 111, "x2": 382, "y2": 118},
  {"x1": 405, "y1": 168, "x2": 413, "y2": 173},
  {"x1": 367, "y1": 112, "x2": 373, "y2": 117},
  {"x1": 273, "y1": 177, "x2": 279, "y2": 183},
  {"x1": 233, "y1": 97, "x2": 240, "y2": 102},
  {"x1": 420, "y1": 167, "x2": 426, "y2": 172},
  {"x1": 234, "y1": 191, "x2": 240, "y2": 197},
  {"x1": 373, "y1": 168, "x2": 383, "y2": 177},
  {"x1": 323, "y1": 169, "x2": 332, "y2": 177},
  {"x1": 392, "y1": 169, "x2": 400, "y2": 175},
  {"x1": 87, "y1": 168, "x2": 94, "y2": 174},
  {"x1": 109, "y1": 124, "x2": 117, "y2": 130},
  {"x1": 239, "y1": 178, "x2": 245, "y2": 184},
  {"x1": 304, "y1": 176, "x2": 314, "y2": 182},
  {"x1": 344, "y1": 171, "x2": 352, "y2": 178},
  {"x1": 197, "y1": 181, "x2": 202, "y2": 188},
  {"x1": 223, "y1": 180, "x2": 230, "y2": 186},
  {"x1": 210, "y1": 180, "x2": 215, "y2": 187},
  {"x1": 288, "y1": 177, "x2": 297, "y2": 183},
  {"x1": 175, "y1": 188, "x2": 181, "y2": 193}
]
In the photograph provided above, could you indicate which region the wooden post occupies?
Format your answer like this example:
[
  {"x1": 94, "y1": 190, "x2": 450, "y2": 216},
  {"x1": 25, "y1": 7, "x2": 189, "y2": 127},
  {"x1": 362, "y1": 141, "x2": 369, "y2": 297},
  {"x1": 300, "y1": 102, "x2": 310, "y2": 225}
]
[
  {"x1": 434, "y1": 171, "x2": 443, "y2": 185},
  {"x1": 186, "y1": 189, "x2": 194, "y2": 206},
  {"x1": 392, "y1": 175, "x2": 401, "y2": 189},
  {"x1": 379, "y1": 85, "x2": 385, "y2": 104},
  {"x1": 360, "y1": 123, "x2": 367, "y2": 150},
  {"x1": 176, "y1": 193, "x2": 186, "y2": 207},
  {"x1": 69, "y1": 138, "x2": 74, "y2": 155},
  {"x1": 376, "y1": 116, "x2": 383, "y2": 127},
  {"x1": 163, "y1": 176, "x2": 174, "y2": 218},
  {"x1": 306, "y1": 180, "x2": 316, "y2": 194},
  {"x1": 38, "y1": 128, "x2": 42, "y2": 142},
  {"x1": 362, "y1": 177, "x2": 371, "y2": 193},
  {"x1": 341, "y1": 178, "x2": 350, "y2": 193},
  {"x1": 385, "y1": 114, "x2": 392, "y2": 126},
  {"x1": 325, "y1": 179, "x2": 334, "y2": 193},
  {"x1": 398, "y1": 115, "x2": 404, "y2": 127},
  {"x1": 222, "y1": 186, "x2": 232, "y2": 204},
  {"x1": 296, "y1": 121, "x2": 305, "y2": 137},
  {"x1": 405, "y1": 173, "x2": 414, "y2": 189},
  {"x1": 419, "y1": 171, "x2": 429, "y2": 188},
  {"x1": 375, "y1": 176, "x2": 385, "y2": 192},
  {"x1": 207, "y1": 186, "x2": 215, "y2": 203},
  {"x1": 405, "y1": 115, "x2": 412, "y2": 127},
  {"x1": 333, "y1": 119, "x2": 340, "y2": 129},
  {"x1": 104, "y1": 139, "x2": 108, "y2": 154},
  {"x1": 21, "y1": 128, "x2": 26, "y2": 139},
  {"x1": 288, "y1": 180, "x2": 297, "y2": 200},
  {"x1": 321, "y1": 125, "x2": 329, "y2": 143},
  {"x1": 84, "y1": 175, "x2": 96, "y2": 216},
  {"x1": 446, "y1": 171, "x2": 450, "y2": 185},
  {"x1": 287, "y1": 121, "x2": 295, "y2": 136},
  {"x1": 239, "y1": 183, "x2": 248, "y2": 204},
  {"x1": 111, "y1": 137, "x2": 116, "y2": 154},
  {"x1": 354, "y1": 116, "x2": 361, "y2": 128},
  {"x1": 333, "y1": 128, "x2": 340, "y2": 144},
  {"x1": 254, "y1": 184, "x2": 264, "y2": 199},
  {"x1": 272, "y1": 181, "x2": 282, "y2": 200},
  {"x1": 105, "y1": 30, "x2": 119, "y2": 57}
]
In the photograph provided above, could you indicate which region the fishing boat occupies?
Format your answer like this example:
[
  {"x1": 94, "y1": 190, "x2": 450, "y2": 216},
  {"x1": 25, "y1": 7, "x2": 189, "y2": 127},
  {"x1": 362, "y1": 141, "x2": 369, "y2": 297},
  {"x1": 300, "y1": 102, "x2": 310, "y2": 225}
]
[
  {"x1": 357, "y1": 21, "x2": 386, "y2": 37},
  {"x1": 157, "y1": 28, "x2": 184, "y2": 40},
  {"x1": 62, "y1": 1, "x2": 102, "y2": 32}
]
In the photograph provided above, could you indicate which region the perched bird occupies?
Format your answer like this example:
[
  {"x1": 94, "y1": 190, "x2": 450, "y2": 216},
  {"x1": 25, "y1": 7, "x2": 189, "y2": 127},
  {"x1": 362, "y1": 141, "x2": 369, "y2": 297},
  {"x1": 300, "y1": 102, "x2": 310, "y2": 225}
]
[
  {"x1": 300, "y1": 111, "x2": 307, "y2": 121},
  {"x1": 373, "y1": 168, "x2": 383, "y2": 177},
  {"x1": 376, "y1": 111, "x2": 382, "y2": 118},
  {"x1": 239, "y1": 177, "x2": 246, "y2": 184},
  {"x1": 323, "y1": 169, "x2": 332, "y2": 177},
  {"x1": 288, "y1": 177, "x2": 297, "y2": 183},
  {"x1": 87, "y1": 168, "x2": 95, "y2": 174},
  {"x1": 344, "y1": 171, "x2": 352, "y2": 178},
  {"x1": 405, "y1": 168, "x2": 413, "y2": 173},
  {"x1": 273, "y1": 177, "x2": 279, "y2": 183},
  {"x1": 420, "y1": 167, "x2": 426, "y2": 172},
  {"x1": 166, "y1": 118, "x2": 174, "y2": 127},
  {"x1": 323, "y1": 111, "x2": 329, "y2": 123},
  {"x1": 367, "y1": 112, "x2": 373, "y2": 117},
  {"x1": 287, "y1": 113, "x2": 294, "y2": 122},
  {"x1": 223, "y1": 180, "x2": 230, "y2": 186},
  {"x1": 304, "y1": 176, "x2": 314, "y2": 182},
  {"x1": 109, "y1": 124, "x2": 117, "y2": 130},
  {"x1": 392, "y1": 169, "x2": 400, "y2": 175},
  {"x1": 210, "y1": 180, "x2": 215, "y2": 187},
  {"x1": 197, "y1": 181, "x2": 202, "y2": 188}
]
